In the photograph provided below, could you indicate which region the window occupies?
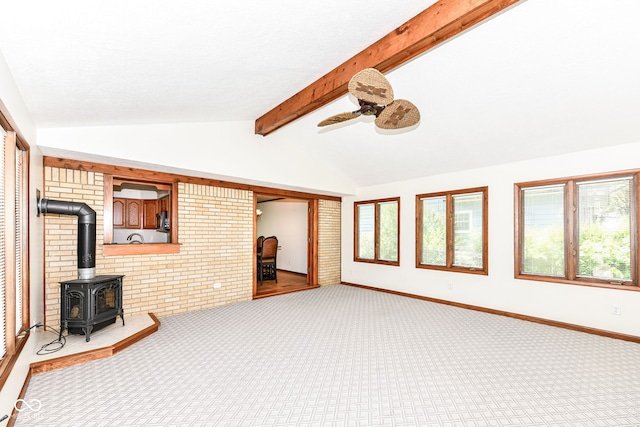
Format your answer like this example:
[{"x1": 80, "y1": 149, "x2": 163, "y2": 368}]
[
  {"x1": 354, "y1": 197, "x2": 399, "y2": 265},
  {"x1": 454, "y1": 210, "x2": 472, "y2": 233},
  {"x1": 516, "y1": 172, "x2": 637, "y2": 289},
  {"x1": 103, "y1": 174, "x2": 180, "y2": 256},
  {"x1": 1, "y1": 125, "x2": 30, "y2": 386},
  {"x1": 416, "y1": 187, "x2": 488, "y2": 274}
]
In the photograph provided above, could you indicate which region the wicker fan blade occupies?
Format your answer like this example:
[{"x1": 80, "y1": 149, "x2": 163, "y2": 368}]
[
  {"x1": 317, "y1": 112, "x2": 360, "y2": 127},
  {"x1": 374, "y1": 99, "x2": 420, "y2": 130},
  {"x1": 348, "y1": 68, "x2": 394, "y2": 106}
]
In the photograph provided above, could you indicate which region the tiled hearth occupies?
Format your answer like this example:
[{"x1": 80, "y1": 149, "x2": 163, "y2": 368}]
[{"x1": 29, "y1": 313, "x2": 159, "y2": 374}]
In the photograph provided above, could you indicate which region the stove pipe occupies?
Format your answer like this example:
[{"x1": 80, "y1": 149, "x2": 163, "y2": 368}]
[{"x1": 38, "y1": 198, "x2": 96, "y2": 280}]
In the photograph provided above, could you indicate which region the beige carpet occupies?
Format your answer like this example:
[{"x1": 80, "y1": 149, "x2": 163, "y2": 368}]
[{"x1": 14, "y1": 285, "x2": 640, "y2": 426}]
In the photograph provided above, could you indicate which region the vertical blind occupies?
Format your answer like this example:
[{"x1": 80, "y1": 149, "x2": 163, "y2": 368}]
[
  {"x1": 15, "y1": 147, "x2": 23, "y2": 334},
  {"x1": 1, "y1": 126, "x2": 6, "y2": 358}
]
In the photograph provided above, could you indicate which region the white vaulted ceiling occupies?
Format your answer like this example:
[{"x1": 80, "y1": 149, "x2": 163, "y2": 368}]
[
  {"x1": 0, "y1": 1, "x2": 430, "y2": 127},
  {"x1": 1, "y1": 0, "x2": 639, "y2": 193}
]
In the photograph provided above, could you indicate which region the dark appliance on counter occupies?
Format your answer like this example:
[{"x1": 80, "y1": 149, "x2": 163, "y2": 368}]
[{"x1": 156, "y1": 210, "x2": 170, "y2": 232}]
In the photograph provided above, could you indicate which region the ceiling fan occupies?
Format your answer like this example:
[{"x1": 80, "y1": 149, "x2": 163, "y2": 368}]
[{"x1": 317, "y1": 68, "x2": 420, "y2": 130}]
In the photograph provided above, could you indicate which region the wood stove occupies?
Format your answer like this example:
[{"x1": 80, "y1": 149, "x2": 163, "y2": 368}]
[
  {"x1": 59, "y1": 275, "x2": 125, "y2": 342},
  {"x1": 38, "y1": 197, "x2": 126, "y2": 342}
]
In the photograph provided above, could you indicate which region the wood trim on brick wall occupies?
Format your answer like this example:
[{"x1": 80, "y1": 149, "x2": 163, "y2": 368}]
[{"x1": 43, "y1": 156, "x2": 342, "y2": 202}]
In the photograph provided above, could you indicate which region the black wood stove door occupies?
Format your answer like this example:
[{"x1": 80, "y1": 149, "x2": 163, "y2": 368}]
[{"x1": 59, "y1": 275, "x2": 125, "y2": 342}]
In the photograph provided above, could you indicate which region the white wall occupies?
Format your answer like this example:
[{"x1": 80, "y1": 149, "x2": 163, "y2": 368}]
[
  {"x1": 257, "y1": 200, "x2": 308, "y2": 274},
  {"x1": 0, "y1": 50, "x2": 42, "y2": 425},
  {"x1": 342, "y1": 141, "x2": 640, "y2": 338},
  {"x1": 0, "y1": 52, "x2": 36, "y2": 144},
  {"x1": 36, "y1": 121, "x2": 357, "y2": 197},
  {"x1": 0, "y1": 52, "x2": 42, "y2": 311},
  {"x1": 29, "y1": 150, "x2": 44, "y2": 327}
]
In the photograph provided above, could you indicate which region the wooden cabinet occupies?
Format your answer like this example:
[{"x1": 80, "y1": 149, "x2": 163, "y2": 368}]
[
  {"x1": 126, "y1": 199, "x2": 142, "y2": 228},
  {"x1": 113, "y1": 198, "x2": 143, "y2": 229},
  {"x1": 113, "y1": 198, "x2": 125, "y2": 228},
  {"x1": 143, "y1": 200, "x2": 158, "y2": 229},
  {"x1": 114, "y1": 197, "x2": 170, "y2": 230}
]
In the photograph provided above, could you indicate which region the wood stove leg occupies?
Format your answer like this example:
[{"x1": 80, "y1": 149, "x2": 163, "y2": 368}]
[
  {"x1": 120, "y1": 313, "x2": 125, "y2": 326},
  {"x1": 85, "y1": 326, "x2": 93, "y2": 342}
]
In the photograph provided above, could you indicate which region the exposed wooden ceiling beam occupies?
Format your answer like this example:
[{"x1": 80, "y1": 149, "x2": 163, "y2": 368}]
[{"x1": 255, "y1": 0, "x2": 523, "y2": 136}]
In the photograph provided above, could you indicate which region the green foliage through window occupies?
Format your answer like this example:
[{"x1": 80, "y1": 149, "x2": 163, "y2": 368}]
[
  {"x1": 355, "y1": 198, "x2": 399, "y2": 265},
  {"x1": 417, "y1": 188, "x2": 487, "y2": 274},
  {"x1": 517, "y1": 174, "x2": 635, "y2": 287}
]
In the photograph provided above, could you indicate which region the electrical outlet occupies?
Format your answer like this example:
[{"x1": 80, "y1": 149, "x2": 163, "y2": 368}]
[
  {"x1": 611, "y1": 305, "x2": 622, "y2": 315},
  {"x1": 213, "y1": 282, "x2": 222, "y2": 289}
]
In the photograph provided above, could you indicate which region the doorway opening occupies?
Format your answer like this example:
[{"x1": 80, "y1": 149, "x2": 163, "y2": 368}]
[{"x1": 253, "y1": 194, "x2": 318, "y2": 298}]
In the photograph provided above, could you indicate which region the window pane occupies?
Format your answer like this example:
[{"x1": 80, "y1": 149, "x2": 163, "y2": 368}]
[
  {"x1": 378, "y1": 201, "x2": 398, "y2": 262},
  {"x1": 522, "y1": 185, "x2": 565, "y2": 276},
  {"x1": 421, "y1": 196, "x2": 446, "y2": 265},
  {"x1": 357, "y1": 203, "x2": 375, "y2": 259},
  {"x1": 577, "y1": 178, "x2": 632, "y2": 281},
  {"x1": 453, "y1": 192, "x2": 483, "y2": 268}
]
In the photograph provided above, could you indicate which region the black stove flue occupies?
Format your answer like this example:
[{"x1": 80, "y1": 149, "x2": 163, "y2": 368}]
[{"x1": 37, "y1": 197, "x2": 97, "y2": 280}]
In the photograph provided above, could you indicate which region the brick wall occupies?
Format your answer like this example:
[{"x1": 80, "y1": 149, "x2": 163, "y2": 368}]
[
  {"x1": 44, "y1": 168, "x2": 255, "y2": 326},
  {"x1": 43, "y1": 168, "x2": 105, "y2": 326},
  {"x1": 318, "y1": 199, "x2": 341, "y2": 286},
  {"x1": 43, "y1": 166, "x2": 342, "y2": 326}
]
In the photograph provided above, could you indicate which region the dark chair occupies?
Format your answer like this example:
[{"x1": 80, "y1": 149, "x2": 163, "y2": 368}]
[
  {"x1": 257, "y1": 235, "x2": 265, "y2": 255},
  {"x1": 258, "y1": 236, "x2": 278, "y2": 285}
]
